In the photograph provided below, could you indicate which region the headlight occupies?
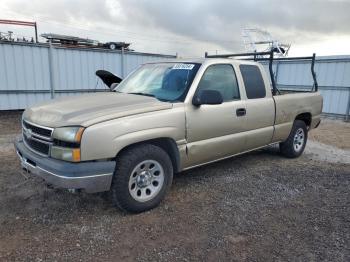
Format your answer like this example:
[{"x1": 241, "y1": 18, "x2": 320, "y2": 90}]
[
  {"x1": 51, "y1": 127, "x2": 84, "y2": 162},
  {"x1": 51, "y1": 146, "x2": 81, "y2": 162},
  {"x1": 52, "y1": 127, "x2": 85, "y2": 143}
]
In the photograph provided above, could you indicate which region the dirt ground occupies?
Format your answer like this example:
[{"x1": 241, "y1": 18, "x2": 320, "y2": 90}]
[
  {"x1": 0, "y1": 111, "x2": 349, "y2": 261},
  {"x1": 308, "y1": 118, "x2": 350, "y2": 150}
]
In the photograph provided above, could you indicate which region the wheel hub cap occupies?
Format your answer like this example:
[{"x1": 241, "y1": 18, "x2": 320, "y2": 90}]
[
  {"x1": 136, "y1": 171, "x2": 152, "y2": 187},
  {"x1": 128, "y1": 160, "x2": 165, "y2": 202},
  {"x1": 293, "y1": 128, "x2": 305, "y2": 152}
]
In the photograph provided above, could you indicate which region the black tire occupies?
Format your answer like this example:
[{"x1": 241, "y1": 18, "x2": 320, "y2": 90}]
[
  {"x1": 110, "y1": 144, "x2": 173, "y2": 213},
  {"x1": 280, "y1": 120, "x2": 308, "y2": 158}
]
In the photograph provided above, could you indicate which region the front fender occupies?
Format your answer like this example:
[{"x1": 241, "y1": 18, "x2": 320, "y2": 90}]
[
  {"x1": 80, "y1": 106, "x2": 186, "y2": 161},
  {"x1": 112, "y1": 127, "x2": 180, "y2": 154}
]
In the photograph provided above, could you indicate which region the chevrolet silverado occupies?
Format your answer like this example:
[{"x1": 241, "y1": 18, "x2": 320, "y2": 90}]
[{"x1": 15, "y1": 51, "x2": 323, "y2": 213}]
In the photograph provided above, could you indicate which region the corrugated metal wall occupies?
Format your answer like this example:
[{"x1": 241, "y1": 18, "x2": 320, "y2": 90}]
[
  {"x1": 1, "y1": 42, "x2": 350, "y2": 119},
  {"x1": 0, "y1": 42, "x2": 175, "y2": 110},
  {"x1": 263, "y1": 56, "x2": 350, "y2": 118}
]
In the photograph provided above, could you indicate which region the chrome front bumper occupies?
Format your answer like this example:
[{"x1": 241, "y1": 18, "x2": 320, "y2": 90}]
[{"x1": 14, "y1": 137, "x2": 115, "y2": 193}]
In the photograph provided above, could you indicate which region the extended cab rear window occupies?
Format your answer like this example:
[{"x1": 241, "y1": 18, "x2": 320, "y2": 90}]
[{"x1": 240, "y1": 65, "x2": 266, "y2": 99}]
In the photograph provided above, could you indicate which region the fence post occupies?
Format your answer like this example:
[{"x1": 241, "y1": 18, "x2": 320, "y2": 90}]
[
  {"x1": 121, "y1": 47, "x2": 125, "y2": 78},
  {"x1": 48, "y1": 41, "x2": 55, "y2": 99},
  {"x1": 346, "y1": 87, "x2": 350, "y2": 122},
  {"x1": 34, "y1": 22, "x2": 38, "y2": 43},
  {"x1": 275, "y1": 61, "x2": 280, "y2": 84}
]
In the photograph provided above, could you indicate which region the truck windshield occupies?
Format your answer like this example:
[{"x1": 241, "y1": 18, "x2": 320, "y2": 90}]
[{"x1": 115, "y1": 62, "x2": 201, "y2": 102}]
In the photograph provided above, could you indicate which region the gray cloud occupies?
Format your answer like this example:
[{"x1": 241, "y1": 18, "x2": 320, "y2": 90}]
[
  {"x1": 3, "y1": 0, "x2": 115, "y2": 25},
  {"x1": 2, "y1": 0, "x2": 350, "y2": 55},
  {"x1": 117, "y1": 0, "x2": 350, "y2": 48}
]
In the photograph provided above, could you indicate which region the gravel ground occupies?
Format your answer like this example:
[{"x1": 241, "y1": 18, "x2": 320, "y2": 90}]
[
  {"x1": 0, "y1": 111, "x2": 349, "y2": 261},
  {"x1": 308, "y1": 118, "x2": 350, "y2": 150}
]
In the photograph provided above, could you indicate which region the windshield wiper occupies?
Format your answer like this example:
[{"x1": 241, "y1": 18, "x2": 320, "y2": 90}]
[
  {"x1": 129, "y1": 92, "x2": 156, "y2": 98},
  {"x1": 122, "y1": 92, "x2": 170, "y2": 102}
]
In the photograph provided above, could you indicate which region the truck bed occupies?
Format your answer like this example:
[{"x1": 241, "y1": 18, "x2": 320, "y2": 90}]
[{"x1": 272, "y1": 91, "x2": 323, "y2": 143}]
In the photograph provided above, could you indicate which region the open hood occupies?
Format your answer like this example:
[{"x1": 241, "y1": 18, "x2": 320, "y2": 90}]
[{"x1": 96, "y1": 70, "x2": 123, "y2": 89}]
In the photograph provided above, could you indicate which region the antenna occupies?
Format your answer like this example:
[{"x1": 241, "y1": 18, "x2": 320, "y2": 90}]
[{"x1": 242, "y1": 28, "x2": 291, "y2": 57}]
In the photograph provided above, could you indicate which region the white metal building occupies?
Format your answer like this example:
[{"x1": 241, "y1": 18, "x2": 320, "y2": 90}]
[
  {"x1": 0, "y1": 42, "x2": 349, "y2": 120},
  {"x1": 262, "y1": 55, "x2": 350, "y2": 120},
  {"x1": 0, "y1": 42, "x2": 175, "y2": 110}
]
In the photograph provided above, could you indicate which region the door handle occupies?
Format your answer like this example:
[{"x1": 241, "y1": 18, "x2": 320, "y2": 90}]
[{"x1": 236, "y1": 108, "x2": 246, "y2": 117}]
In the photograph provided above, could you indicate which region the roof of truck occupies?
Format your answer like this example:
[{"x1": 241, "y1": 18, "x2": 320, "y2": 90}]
[{"x1": 144, "y1": 58, "x2": 259, "y2": 65}]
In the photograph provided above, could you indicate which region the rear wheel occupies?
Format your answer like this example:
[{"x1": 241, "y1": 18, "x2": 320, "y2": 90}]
[
  {"x1": 280, "y1": 120, "x2": 308, "y2": 158},
  {"x1": 110, "y1": 144, "x2": 173, "y2": 213}
]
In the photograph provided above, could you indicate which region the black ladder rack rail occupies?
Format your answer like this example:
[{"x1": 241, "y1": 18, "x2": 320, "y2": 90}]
[{"x1": 204, "y1": 51, "x2": 318, "y2": 96}]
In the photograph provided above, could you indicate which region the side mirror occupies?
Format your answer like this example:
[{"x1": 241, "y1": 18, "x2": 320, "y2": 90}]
[
  {"x1": 96, "y1": 70, "x2": 123, "y2": 91},
  {"x1": 192, "y1": 89, "x2": 223, "y2": 106}
]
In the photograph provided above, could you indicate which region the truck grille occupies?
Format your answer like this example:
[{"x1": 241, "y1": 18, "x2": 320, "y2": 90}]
[
  {"x1": 23, "y1": 136, "x2": 50, "y2": 155},
  {"x1": 23, "y1": 121, "x2": 52, "y2": 137},
  {"x1": 22, "y1": 120, "x2": 53, "y2": 156}
]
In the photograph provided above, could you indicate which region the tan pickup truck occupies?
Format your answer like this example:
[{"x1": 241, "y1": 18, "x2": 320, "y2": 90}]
[{"x1": 15, "y1": 51, "x2": 323, "y2": 213}]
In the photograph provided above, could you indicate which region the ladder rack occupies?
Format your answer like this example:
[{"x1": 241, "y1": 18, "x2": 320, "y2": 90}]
[{"x1": 204, "y1": 50, "x2": 318, "y2": 95}]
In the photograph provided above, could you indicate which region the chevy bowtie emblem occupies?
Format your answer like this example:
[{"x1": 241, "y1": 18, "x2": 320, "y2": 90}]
[{"x1": 24, "y1": 128, "x2": 33, "y2": 139}]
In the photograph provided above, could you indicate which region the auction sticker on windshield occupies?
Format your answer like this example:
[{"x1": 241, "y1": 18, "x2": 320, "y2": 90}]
[{"x1": 172, "y1": 64, "x2": 195, "y2": 70}]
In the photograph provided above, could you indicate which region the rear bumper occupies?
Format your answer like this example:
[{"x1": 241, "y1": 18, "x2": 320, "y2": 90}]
[
  {"x1": 14, "y1": 137, "x2": 115, "y2": 193},
  {"x1": 314, "y1": 119, "x2": 321, "y2": 129},
  {"x1": 311, "y1": 115, "x2": 321, "y2": 129}
]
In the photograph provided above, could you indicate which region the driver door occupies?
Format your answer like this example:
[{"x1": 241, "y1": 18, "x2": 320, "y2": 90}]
[{"x1": 185, "y1": 63, "x2": 247, "y2": 167}]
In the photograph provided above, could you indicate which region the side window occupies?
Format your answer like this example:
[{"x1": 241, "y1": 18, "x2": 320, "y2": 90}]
[
  {"x1": 197, "y1": 64, "x2": 240, "y2": 102},
  {"x1": 240, "y1": 65, "x2": 266, "y2": 99}
]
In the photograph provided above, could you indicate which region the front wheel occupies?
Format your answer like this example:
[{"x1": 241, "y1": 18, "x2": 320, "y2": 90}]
[
  {"x1": 110, "y1": 144, "x2": 173, "y2": 213},
  {"x1": 280, "y1": 120, "x2": 308, "y2": 158}
]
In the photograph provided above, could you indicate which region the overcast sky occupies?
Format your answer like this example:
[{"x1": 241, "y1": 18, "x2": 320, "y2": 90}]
[{"x1": 1, "y1": 0, "x2": 350, "y2": 57}]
